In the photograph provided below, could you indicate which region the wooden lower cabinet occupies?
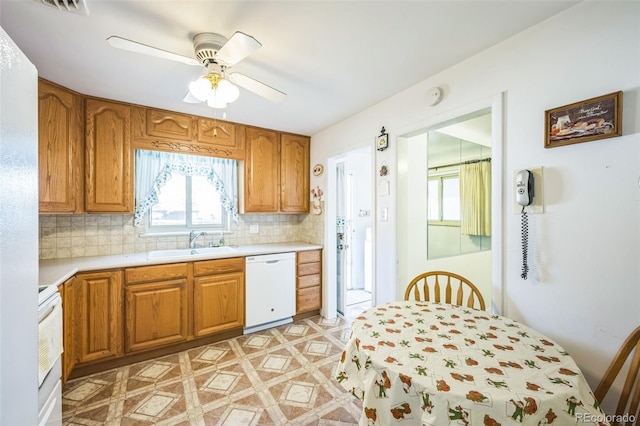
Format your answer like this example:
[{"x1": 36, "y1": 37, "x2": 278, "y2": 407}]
[
  {"x1": 125, "y1": 279, "x2": 189, "y2": 352},
  {"x1": 296, "y1": 250, "x2": 322, "y2": 314},
  {"x1": 124, "y1": 263, "x2": 188, "y2": 353},
  {"x1": 75, "y1": 270, "x2": 123, "y2": 364},
  {"x1": 193, "y1": 258, "x2": 245, "y2": 337}
]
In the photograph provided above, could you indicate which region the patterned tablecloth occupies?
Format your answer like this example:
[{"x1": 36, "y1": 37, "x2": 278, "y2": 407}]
[{"x1": 336, "y1": 302, "x2": 609, "y2": 426}]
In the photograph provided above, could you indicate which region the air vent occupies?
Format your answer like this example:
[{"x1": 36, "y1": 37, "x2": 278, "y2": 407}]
[{"x1": 37, "y1": 0, "x2": 89, "y2": 15}]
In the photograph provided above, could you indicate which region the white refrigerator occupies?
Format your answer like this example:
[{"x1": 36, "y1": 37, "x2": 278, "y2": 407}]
[{"x1": 0, "y1": 26, "x2": 40, "y2": 425}]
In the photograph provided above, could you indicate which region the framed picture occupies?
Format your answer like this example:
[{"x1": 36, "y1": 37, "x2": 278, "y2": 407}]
[
  {"x1": 544, "y1": 91, "x2": 622, "y2": 148},
  {"x1": 376, "y1": 127, "x2": 389, "y2": 151}
]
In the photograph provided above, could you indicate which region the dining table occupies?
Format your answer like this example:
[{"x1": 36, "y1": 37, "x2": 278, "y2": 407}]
[{"x1": 336, "y1": 301, "x2": 609, "y2": 425}]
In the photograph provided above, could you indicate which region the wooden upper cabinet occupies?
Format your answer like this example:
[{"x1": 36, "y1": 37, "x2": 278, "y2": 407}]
[
  {"x1": 38, "y1": 79, "x2": 84, "y2": 213},
  {"x1": 280, "y1": 133, "x2": 310, "y2": 213},
  {"x1": 243, "y1": 127, "x2": 280, "y2": 213},
  {"x1": 198, "y1": 118, "x2": 237, "y2": 146},
  {"x1": 85, "y1": 98, "x2": 133, "y2": 213},
  {"x1": 131, "y1": 106, "x2": 244, "y2": 159},
  {"x1": 144, "y1": 108, "x2": 195, "y2": 141}
]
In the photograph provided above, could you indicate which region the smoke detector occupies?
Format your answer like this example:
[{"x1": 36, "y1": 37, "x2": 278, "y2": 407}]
[{"x1": 36, "y1": 0, "x2": 89, "y2": 15}]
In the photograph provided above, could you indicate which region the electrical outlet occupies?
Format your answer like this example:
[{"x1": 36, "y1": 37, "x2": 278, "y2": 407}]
[{"x1": 249, "y1": 224, "x2": 259, "y2": 234}]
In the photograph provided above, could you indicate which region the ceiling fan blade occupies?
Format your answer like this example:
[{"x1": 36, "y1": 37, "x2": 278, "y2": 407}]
[
  {"x1": 107, "y1": 36, "x2": 200, "y2": 66},
  {"x1": 215, "y1": 32, "x2": 261, "y2": 66},
  {"x1": 228, "y1": 73, "x2": 286, "y2": 103},
  {"x1": 183, "y1": 91, "x2": 202, "y2": 103}
]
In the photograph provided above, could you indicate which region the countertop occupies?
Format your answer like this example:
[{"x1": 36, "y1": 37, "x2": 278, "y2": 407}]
[{"x1": 40, "y1": 242, "x2": 322, "y2": 287}]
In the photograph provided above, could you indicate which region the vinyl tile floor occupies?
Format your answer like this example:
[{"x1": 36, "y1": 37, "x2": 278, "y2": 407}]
[{"x1": 62, "y1": 314, "x2": 367, "y2": 426}]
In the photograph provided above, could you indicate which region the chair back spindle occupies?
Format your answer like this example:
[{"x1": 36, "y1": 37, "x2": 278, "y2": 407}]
[{"x1": 404, "y1": 271, "x2": 485, "y2": 311}]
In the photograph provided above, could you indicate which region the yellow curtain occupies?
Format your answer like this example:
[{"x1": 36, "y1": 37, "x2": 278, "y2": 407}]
[{"x1": 460, "y1": 160, "x2": 491, "y2": 236}]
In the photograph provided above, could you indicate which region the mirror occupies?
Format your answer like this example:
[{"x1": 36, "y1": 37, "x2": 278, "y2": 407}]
[{"x1": 426, "y1": 110, "x2": 491, "y2": 259}]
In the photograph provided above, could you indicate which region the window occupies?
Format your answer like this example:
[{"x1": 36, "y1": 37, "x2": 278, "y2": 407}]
[
  {"x1": 428, "y1": 174, "x2": 460, "y2": 223},
  {"x1": 133, "y1": 149, "x2": 238, "y2": 229},
  {"x1": 148, "y1": 174, "x2": 229, "y2": 231}
]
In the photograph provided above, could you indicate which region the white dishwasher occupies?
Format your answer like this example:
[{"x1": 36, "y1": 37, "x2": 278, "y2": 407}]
[{"x1": 244, "y1": 252, "x2": 296, "y2": 334}]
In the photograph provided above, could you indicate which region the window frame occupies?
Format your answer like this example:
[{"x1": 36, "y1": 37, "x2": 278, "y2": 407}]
[
  {"x1": 147, "y1": 174, "x2": 230, "y2": 233},
  {"x1": 427, "y1": 172, "x2": 461, "y2": 227}
]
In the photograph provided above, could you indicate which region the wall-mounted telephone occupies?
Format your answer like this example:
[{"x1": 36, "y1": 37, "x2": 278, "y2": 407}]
[
  {"x1": 516, "y1": 170, "x2": 535, "y2": 207},
  {"x1": 516, "y1": 170, "x2": 535, "y2": 280}
]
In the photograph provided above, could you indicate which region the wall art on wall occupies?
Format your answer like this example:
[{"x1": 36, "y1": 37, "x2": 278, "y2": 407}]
[
  {"x1": 544, "y1": 91, "x2": 622, "y2": 148},
  {"x1": 376, "y1": 126, "x2": 389, "y2": 151}
]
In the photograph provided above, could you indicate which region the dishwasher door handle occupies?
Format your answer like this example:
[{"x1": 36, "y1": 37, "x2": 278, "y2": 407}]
[{"x1": 265, "y1": 260, "x2": 280, "y2": 264}]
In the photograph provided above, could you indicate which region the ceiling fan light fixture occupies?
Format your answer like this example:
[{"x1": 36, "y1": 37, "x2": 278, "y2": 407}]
[{"x1": 189, "y1": 73, "x2": 239, "y2": 108}]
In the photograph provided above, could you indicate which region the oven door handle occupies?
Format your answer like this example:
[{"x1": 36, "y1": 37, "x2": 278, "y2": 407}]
[{"x1": 39, "y1": 305, "x2": 56, "y2": 322}]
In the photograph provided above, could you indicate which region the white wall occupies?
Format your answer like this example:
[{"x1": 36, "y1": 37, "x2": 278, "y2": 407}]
[
  {"x1": 311, "y1": 0, "x2": 640, "y2": 401},
  {"x1": 0, "y1": 26, "x2": 39, "y2": 425}
]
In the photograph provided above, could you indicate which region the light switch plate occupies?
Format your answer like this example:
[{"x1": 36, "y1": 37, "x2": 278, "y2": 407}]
[{"x1": 249, "y1": 224, "x2": 259, "y2": 234}]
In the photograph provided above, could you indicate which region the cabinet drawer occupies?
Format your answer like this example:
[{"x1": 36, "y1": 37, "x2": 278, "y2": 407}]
[
  {"x1": 194, "y1": 257, "x2": 244, "y2": 276},
  {"x1": 297, "y1": 261, "x2": 320, "y2": 276},
  {"x1": 298, "y1": 274, "x2": 320, "y2": 289},
  {"x1": 297, "y1": 250, "x2": 321, "y2": 264},
  {"x1": 297, "y1": 286, "x2": 321, "y2": 313},
  {"x1": 125, "y1": 263, "x2": 188, "y2": 285}
]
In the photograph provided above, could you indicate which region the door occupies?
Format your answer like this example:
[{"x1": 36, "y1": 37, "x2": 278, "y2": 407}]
[{"x1": 332, "y1": 146, "x2": 373, "y2": 319}]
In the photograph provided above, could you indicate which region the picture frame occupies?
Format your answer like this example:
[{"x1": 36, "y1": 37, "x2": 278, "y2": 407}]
[
  {"x1": 376, "y1": 127, "x2": 389, "y2": 151},
  {"x1": 544, "y1": 91, "x2": 622, "y2": 148}
]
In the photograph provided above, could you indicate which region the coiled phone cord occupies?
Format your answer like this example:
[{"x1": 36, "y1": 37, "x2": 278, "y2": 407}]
[{"x1": 521, "y1": 205, "x2": 529, "y2": 280}]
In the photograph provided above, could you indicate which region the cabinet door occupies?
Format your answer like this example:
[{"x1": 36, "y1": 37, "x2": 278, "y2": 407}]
[
  {"x1": 75, "y1": 270, "x2": 123, "y2": 364},
  {"x1": 243, "y1": 127, "x2": 279, "y2": 212},
  {"x1": 197, "y1": 118, "x2": 244, "y2": 159},
  {"x1": 125, "y1": 279, "x2": 188, "y2": 353},
  {"x1": 38, "y1": 79, "x2": 84, "y2": 213},
  {"x1": 145, "y1": 108, "x2": 195, "y2": 141},
  {"x1": 280, "y1": 134, "x2": 310, "y2": 213},
  {"x1": 85, "y1": 98, "x2": 132, "y2": 213},
  {"x1": 193, "y1": 272, "x2": 244, "y2": 337}
]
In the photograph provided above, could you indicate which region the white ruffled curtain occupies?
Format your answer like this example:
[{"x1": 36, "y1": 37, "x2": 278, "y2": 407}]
[
  {"x1": 133, "y1": 149, "x2": 239, "y2": 227},
  {"x1": 460, "y1": 160, "x2": 491, "y2": 236}
]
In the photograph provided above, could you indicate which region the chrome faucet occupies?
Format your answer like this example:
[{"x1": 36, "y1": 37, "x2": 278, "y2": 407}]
[{"x1": 189, "y1": 230, "x2": 207, "y2": 249}]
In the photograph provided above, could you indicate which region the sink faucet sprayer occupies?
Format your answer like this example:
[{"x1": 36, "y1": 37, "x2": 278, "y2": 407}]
[{"x1": 189, "y1": 230, "x2": 207, "y2": 249}]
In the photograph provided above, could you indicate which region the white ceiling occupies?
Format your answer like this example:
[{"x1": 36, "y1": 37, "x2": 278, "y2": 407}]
[{"x1": 0, "y1": 0, "x2": 578, "y2": 136}]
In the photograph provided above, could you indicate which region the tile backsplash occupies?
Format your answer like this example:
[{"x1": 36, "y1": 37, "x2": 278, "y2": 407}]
[{"x1": 39, "y1": 212, "x2": 324, "y2": 259}]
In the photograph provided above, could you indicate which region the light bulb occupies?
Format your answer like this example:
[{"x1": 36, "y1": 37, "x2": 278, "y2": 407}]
[
  {"x1": 217, "y1": 80, "x2": 239, "y2": 103},
  {"x1": 188, "y1": 77, "x2": 212, "y2": 102},
  {"x1": 207, "y1": 94, "x2": 227, "y2": 109}
]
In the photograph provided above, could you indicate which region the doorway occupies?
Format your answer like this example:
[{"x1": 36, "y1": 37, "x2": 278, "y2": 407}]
[
  {"x1": 397, "y1": 106, "x2": 500, "y2": 306},
  {"x1": 333, "y1": 146, "x2": 374, "y2": 319}
]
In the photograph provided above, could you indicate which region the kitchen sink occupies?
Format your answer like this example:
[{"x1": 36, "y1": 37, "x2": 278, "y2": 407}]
[{"x1": 147, "y1": 246, "x2": 237, "y2": 260}]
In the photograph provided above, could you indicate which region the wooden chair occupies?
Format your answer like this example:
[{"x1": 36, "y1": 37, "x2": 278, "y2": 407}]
[
  {"x1": 594, "y1": 325, "x2": 640, "y2": 425},
  {"x1": 403, "y1": 270, "x2": 486, "y2": 310}
]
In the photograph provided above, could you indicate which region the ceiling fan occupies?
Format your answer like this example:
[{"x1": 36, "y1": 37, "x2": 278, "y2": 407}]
[{"x1": 107, "y1": 31, "x2": 286, "y2": 108}]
